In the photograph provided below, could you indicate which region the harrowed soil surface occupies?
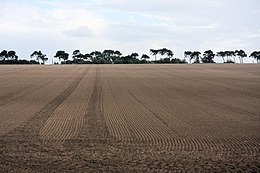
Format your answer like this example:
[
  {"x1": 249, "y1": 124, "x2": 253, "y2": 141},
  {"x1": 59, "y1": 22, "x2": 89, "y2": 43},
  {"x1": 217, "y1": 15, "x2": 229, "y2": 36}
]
[{"x1": 0, "y1": 64, "x2": 259, "y2": 172}]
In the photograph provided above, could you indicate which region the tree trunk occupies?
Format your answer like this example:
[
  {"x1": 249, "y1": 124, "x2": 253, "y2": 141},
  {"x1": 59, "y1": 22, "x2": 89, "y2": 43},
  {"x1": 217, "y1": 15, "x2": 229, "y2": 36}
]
[{"x1": 222, "y1": 57, "x2": 225, "y2": 63}]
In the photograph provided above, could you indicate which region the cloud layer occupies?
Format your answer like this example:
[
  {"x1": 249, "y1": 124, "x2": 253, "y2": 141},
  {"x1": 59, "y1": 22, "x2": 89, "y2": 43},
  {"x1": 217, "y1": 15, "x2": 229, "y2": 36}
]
[{"x1": 0, "y1": 0, "x2": 259, "y2": 63}]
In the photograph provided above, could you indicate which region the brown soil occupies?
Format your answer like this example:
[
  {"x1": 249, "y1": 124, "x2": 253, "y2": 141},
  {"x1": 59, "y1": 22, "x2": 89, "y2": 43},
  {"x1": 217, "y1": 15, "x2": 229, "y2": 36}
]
[{"x1": 0, "y1": 64, "x2": 259, "y2": 172}]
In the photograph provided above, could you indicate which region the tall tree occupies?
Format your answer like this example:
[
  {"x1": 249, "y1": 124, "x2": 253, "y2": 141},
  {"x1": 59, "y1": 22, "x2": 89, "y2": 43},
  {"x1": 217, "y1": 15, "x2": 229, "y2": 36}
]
[
  {"x1": 40, "y1": 54, "x2": 48, "y2": 64},
  {"x1": 158, "y1": 48, "x2": 168, "y2": 58},
  {"x1": 150, "y1": 49, "x2": 159, "y2": 61},
  {"x1": 230, "y1": 51, "x2": 236, "y2": 62},
  {"x1": 225, "y1": 51, "x2": 235, "y2": 62},
  {"x1": 202, "y1": 50, "x2": 215, "y2": 63},
  {"x1": 102, "y1": 49, "x2": 114, "y2": 63},
  {"x1": 131, "y1": 53, "x2": 139, "y2": 59},
  {"x1": 90, "y1": 51, "x2": 103, "y2": 64},
  {"x1": 31, "y1": 51, "x2": 40, "y2": 63},
  {"x1": 184, "y1": 51, "x2": 192, "y2": 64},
  {"x1": 31, "y1": 51, "x2": 48, "y2": 64},
  {"x1": 112, "y1": 50, "x2": 122, "y2": 63},
  {"x1": 7, "y1": 51, "x2": 18, "y2": 61},
  {"x1": 166, "y1": 49, "x2": 174, "y2": 58},
  {"x1": 249, "y1": 51, "x2": 260, "y2": 63},
  {"x1": 216, "y1": 51, "x2": 226, "y2": 63},
  {"x1": 54, "y1": 50, "x2": 69, "y2": 63},
  {"x1": 0, "y1": 50, "x2": 8, "y2": 61},
  {"x1": 72, "y1": 50, "x2": 81, "y2": 63},
  {"x1": 191, "y1": 51, "x2": 201, "y2": 63},
  {"x1": 235, "y1": 50, "x2": 247, "y2": 63}
]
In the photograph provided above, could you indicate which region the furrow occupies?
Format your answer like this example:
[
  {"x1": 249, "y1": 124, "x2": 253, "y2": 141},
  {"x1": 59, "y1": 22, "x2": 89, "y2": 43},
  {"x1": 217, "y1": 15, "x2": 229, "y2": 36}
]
[{"x1": 40, "y1": 66, "x2": 92, "y2": 141}]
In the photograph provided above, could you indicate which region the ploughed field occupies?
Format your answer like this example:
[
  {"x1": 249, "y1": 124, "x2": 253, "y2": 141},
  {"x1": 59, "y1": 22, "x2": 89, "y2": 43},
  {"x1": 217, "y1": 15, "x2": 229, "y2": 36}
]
[{"x1": 0, "y1": 64, "x2": 259, "y2": 172}]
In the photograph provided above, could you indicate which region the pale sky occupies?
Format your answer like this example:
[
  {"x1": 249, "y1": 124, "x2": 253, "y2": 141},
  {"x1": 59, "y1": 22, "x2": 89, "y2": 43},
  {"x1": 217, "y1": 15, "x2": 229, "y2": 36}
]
[{"x1": 0, "y1": 0, "x2": 260, "y2": 63}]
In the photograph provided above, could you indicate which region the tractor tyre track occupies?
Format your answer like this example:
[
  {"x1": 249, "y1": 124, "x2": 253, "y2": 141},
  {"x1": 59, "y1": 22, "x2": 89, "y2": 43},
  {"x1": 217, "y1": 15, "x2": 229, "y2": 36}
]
[
  {"x1": 0, "y1": 67, "x2": 88, "y2": 143},
  {"x1": 77, "y1": 65, "x2": 110, "y2": 141},
  {"x1": 39, "y1": 66, "x2": 92, "y2": 141}
]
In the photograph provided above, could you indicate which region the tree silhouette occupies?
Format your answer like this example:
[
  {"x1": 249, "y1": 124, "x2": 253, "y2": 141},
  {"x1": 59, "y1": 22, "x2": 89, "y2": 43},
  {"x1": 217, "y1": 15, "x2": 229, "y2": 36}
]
[
  {"x1": 7, "y1": 51, "x2": 18, "y2": 62},
  {"x1": 191, "y1": 51, "x2": 201, "y2": 64},
  {"x1": 235, "y1": 50, "x2": 247, "y2": 63},
  {"x1": 121, "y1": 55, "x2": 131, "y2": 64},
  {"x1": 150, "y1": 49, "x2": 159, "y2": 61},
  {"x1": 102, "y1": 50, "x2": 115, "y2": 63},
  {"x1": 131, "y1": 53, "x2": 139, "y2": 59},
  {"x1": 202, "y1": 50, "x2": 215, "y2": 63},
  {"x1": 141, "y1": 54, "x2": 150, "y2": 61},
  {"x1": 41, "y1": 54, "x2": 48, "y2": 64},
  {"x1": 216, "y1": 51, "x2": 226, "y2": 63},
  {"x1": 90, "y1": 51, "x2": 103, "y2": 64},
  {"x1": 114, "y1": 50, "x2": 122, "y2": 57},
  {"x1": 113, "y1": 50, "x2": 122, "y2": 63},
  {"x1": 31, "y1": 51, "x2": 48, "y2": 64},
  {"x1": 184, "y1": 51, "x2": 192, "y2": 64},
  {"x1": 249, "y1": 51, "x2": 260, "y2": 63},
  {"x1": 0, "y1": 50, "x2": 8, "y2": 61},
  {"x1": 230, "y1": 51, "x2": 236, "y2": 62},
  {"x1": 224, "y1": 51, "x2": 235, "y2": 63},
  {"x1": 166, "y1": 49, "x2": 174, "y2": 58},
  {"x1": 31, "y1": 51, "x2": 40, "y2": 63},
  {"x1": 158, "y1": 48, "x2": 168, "y2": 58},
  {"x1": 54, "y1": 50, "x2": 69, "y2": 63},
  {"x1": 72, "y1": 50, "x2": 81, "y2": 64},
  {"x1": 157, "y1": 48, "x2": 173, "y2": 59},
  {"x1": 83, "y1": 53, "x2": 92, "y2": 62}
]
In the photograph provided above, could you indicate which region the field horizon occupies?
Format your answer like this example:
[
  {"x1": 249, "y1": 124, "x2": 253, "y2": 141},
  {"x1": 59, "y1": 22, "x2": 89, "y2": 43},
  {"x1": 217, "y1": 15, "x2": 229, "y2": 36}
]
[{"x1": 0, "y1": 64, "x2": 259, "y2": 172}]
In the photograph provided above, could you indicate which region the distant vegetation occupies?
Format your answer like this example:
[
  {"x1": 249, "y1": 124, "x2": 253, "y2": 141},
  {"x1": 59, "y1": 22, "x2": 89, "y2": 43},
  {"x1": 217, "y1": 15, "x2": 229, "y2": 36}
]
[{"x1": 0, "y1": 49, "x2": 259, "y2": 64}]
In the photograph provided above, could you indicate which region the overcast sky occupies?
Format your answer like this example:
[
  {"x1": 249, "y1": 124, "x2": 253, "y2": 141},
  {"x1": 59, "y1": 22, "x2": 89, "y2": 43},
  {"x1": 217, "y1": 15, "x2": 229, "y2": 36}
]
[{"x1": 0, "y1": 0, "x2": 259, "y2": 63}]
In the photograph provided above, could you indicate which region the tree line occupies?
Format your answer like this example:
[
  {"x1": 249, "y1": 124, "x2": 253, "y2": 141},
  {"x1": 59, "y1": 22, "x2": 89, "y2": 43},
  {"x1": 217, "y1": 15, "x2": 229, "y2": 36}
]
[
  {"x1": 184, "y1": 50, "x2": 250, "y2": 64},
  {"x1": 0, "y1": 49, "x2": 260, "y2": 64}
]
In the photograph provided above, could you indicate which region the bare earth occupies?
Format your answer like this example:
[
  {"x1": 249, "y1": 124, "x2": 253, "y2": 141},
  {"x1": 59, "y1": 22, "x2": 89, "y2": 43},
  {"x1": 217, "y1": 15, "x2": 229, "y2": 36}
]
[{"x1": 0, "y1": 64, "x2": 259, "y2": 172}]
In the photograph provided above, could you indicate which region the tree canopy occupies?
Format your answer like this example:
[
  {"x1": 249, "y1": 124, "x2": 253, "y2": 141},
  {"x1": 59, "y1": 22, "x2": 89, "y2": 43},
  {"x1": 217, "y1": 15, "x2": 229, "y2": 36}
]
[
  {"x1": 31, "y1": 51, "x2": 48, "y2": 64},
  {"x1": 249, "y1": 51, "x2": 260, "y2": 63}
]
